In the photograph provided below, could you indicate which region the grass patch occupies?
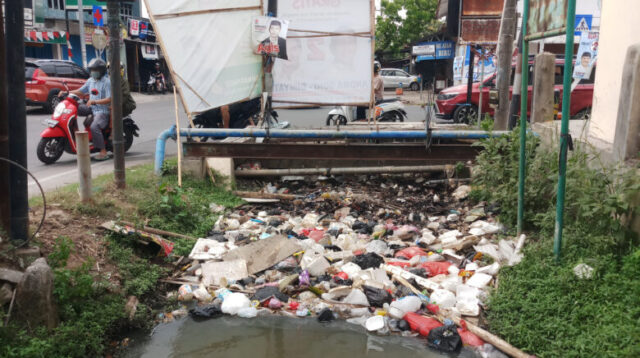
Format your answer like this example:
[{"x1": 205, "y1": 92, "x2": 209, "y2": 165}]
[
  {"x1": 473, "y1": 128, "x2": 640, "y2": 357},
  {"x1": 3, "y1": 159, "x2": 240, "y2": 357}
]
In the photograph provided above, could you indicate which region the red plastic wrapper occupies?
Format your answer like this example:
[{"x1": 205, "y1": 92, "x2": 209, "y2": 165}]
[
  {"x1": 288, "y1": 301, "x2": 299, "y2": 311},
  {"x1": 309, "y1": 229, "x2": 325, "y2": 243},
  {"x1": 394, "y1": 246, "x2": 428, "y2": 259},
  {"x1": 426, "y1": 303, "x2": 440, "y2": 314},
  {"x1": 457, "y1": 320, "x2": 485, "y2": 347},
  {"x1": 421, "y1": 261, "x2": 452, "y2": 277},
  {"x1": 403, "y1": 312, "x2": 443, "y2": 337},
  {"x1": 333, "y1": 272, "x2": 349, "y2": 281}
]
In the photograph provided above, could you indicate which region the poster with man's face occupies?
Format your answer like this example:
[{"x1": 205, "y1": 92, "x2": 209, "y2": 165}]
[
  {"x1": 253, "y1": 16, "x2": 289, "y2": 60},
  {"x1": 573, "y1": 31, "x2": 598, "y2": 80}
]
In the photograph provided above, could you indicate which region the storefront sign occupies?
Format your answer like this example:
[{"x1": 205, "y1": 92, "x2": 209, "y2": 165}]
[
  {"x1": 415, "y1": 41, "x2": 455, "y2": 61},
  {"x1": 412, "y1": 44, "x2": 435, "y2": 56},
  {"x1": 130, "y1": 19, "x2": 140, "y2": 36}
]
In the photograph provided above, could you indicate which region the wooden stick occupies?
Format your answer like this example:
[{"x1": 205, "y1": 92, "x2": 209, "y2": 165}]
[
  {"x1": 4, "y1": 288, "x2": 16, "y2": 326},
  {"x1": 434, "y1": 314, "x2": 533, "y2": 358},
  {"x1": 174, "y1": 86, "x2": 183, "y2": 187},
  {"x1": 368, "y1": 0, "x2": 375, "y2": 127},
  {"x1": 120, "y1": 221, "x2": 197, "y2": 241},
  {"x1": 233, "y1": 191, "x2": 298, "y2": 200},
  {"x1": 393, "y1": 274, "x2": 425, "y2": 297},
  {"x1": 153, "y1": 5, "x2": 262, "y2": 20}
]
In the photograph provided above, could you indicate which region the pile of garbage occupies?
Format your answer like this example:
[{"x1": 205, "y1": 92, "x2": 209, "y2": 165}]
[{"x1": 169, "y1": 175, "x2": 526, "y2": 357}]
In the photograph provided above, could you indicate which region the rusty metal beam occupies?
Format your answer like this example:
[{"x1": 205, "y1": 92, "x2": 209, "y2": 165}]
[{"x1": 182, "y1": 142, "x2": 480, "y2": 162}]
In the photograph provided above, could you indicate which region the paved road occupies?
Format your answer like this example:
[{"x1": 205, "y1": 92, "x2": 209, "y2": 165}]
[{"x1": 25, "y1": 94, "x2": 440, "y2": 195}]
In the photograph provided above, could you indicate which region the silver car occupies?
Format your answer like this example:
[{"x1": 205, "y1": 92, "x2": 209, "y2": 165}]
[{"x1": 380, "y1": 68, "x2": 420, "y2": 91}]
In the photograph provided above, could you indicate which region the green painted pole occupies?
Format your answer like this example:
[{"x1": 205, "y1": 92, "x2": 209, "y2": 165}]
[
  {"x1": 517, "y1": 0, "x2": 530, "y2": 235},
  {"x1": 553, "y1": 0, "x2": 577, "y2": 261}
]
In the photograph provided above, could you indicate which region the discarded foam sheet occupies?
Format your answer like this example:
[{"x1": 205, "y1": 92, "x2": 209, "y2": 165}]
[
  {"x1": 202, "y1": 259, "x2": 248, "y2": 287},
  {"x1": 189, "y1": 239, "x2": 231, "y2": 261},
  {"x1": 223, "y1": 235, "x2": 302, "y2": 274}
]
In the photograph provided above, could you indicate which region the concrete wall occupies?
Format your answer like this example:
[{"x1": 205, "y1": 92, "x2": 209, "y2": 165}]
[{"x1": 588, "y1": 0, "x2": 640, "y2": 145}]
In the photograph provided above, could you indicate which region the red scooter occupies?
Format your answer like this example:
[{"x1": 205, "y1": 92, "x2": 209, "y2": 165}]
[{"x1": 37, "y1": 82, "x2": 139, "y2": 164}]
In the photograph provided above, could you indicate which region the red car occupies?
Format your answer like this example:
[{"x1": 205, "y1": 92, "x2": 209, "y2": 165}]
[
  {"x1": 435, "y1": 59, "x2": 595, "y2": 123},
  {"x1": 25, "y1": 59, "x2": 89, "y2": 113}
]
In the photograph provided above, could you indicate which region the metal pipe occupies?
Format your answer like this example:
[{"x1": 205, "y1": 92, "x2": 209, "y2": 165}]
[
  {"x1": 108, "y1": 1, "x2": 126, "y2": 189},
  {"x1": 0, "y1": 3, "x2": 11, "y2": 236},
  {"x1": 76, "y1": 132, "x2": 92, "y2": 202},
  {"x1": 235, "y1": 165, "x2": 457, "y2": 177},
  {"x1": 154, "y1": 125, "x2": 176, "y2": 175},
  {"x1": 176, "y1": 128, "x2": 509, "y2": 140},
  {"x1": 554, "y1": 0, "x2": 577, "y2": 262},
  {"x1": 517, "y1": 1, "x2": 531, "y2": 236},
  {"x1": 6, "y1": 0, "x2": 28, "y2": 243}
]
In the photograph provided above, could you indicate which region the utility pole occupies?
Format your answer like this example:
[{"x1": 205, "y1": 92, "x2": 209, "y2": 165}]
[
  {"x1": 78, "y1": 0, "x2": 88, "y2": 67},
  {"x1": 494, "y1": 0, "x2": 517, "y2": 130},
  {"x1": 5, "y1": 0, "x2": 29, "y2": 243},
  {"x1": 466, "y1": 48, "x2": 475, "y2": 104},
  {"x1": 0, "y1": 4, "x2": 11, "y2": 238},
  {"x1": 107, "y1": 0, "x2": 125, "y2": 189}
]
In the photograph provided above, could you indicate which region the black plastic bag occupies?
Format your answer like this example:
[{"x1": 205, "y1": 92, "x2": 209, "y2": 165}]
[
  {"x1": 363, "y1": 285, "x2": 392, "y2": 307},
  {"x1": 427, "y1": 324, "x2": 462, "y2": 353},
  {"x1": 317, "y1": 308, "x2": 335, "y2": 322},
  {"x1": 189, "y1": 303, "x2": 223, "y2": 321},
  {"x1": 352, "y1": 221, "x2": 375, "y2": 234},
  {"x1": 251, "y1": 286, "x2": 290, "y2": 303},
  {"x1": 353, "y1": 252, "x2": 384, "y2": 269}
]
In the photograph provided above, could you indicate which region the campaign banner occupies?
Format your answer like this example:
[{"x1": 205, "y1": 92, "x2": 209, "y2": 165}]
[
  {"x1": 573, "y1": 31, "x2": 598, "y2": 80},
  {"x1": 453, "y1": 56, "x2": 464, "y2": 82},
  {"x1": 253, "y1": 16, "x2": 289, "y2": 60},
  {"x1": 272, "y1": 0, "x2": 373, "y2": 106}
]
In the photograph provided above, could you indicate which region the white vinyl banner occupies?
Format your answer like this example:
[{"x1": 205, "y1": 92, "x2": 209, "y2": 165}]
[
  {"x1": 145, "y1": 0, "x2": 262, "y2": 114},
  {"x1": 272, "y1": 0, "x2": 373, "y2": 106}
]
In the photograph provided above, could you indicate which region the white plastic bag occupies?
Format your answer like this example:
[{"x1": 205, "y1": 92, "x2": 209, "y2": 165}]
[
  {"x1": 388, "y1": 296, "x2": 422, "y2": 319},
  {"x1": 221, "y1": 292, "x2": 251, "y2": 315},
  {"x1": 430, "y1": 289, "x2": 456, "y2": 309}
]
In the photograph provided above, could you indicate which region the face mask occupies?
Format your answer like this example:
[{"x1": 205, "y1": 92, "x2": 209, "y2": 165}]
[{"x1": 91, "y1": 71, "x2": 101, "y2": 80}]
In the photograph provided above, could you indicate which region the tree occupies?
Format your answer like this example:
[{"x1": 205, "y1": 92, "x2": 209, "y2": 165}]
[{"x1": 376, "y1": 0, "x2": 440, "y2": 56}]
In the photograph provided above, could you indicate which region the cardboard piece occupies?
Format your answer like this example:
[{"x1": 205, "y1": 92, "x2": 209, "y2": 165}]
[
  {"x1": 223, "y1": 235, "x2": 301, "y2": 274},
  {"x1": 202, "y1": 259, "x2": 248, "y2": 287}
]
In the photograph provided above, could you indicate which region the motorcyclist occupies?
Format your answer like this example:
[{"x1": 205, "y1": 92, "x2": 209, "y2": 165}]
[
  {"x1": 151, "y1": 62, "x2": 166, "y2": 93},
  {"x1": 64, "y1": 58, "x2": 111, "y2": 161}
]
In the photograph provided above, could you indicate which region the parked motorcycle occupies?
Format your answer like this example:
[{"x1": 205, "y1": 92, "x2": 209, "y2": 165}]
[
  {"x1": 37, "y1": 82, "x2": 140, "y2": 164},
  {"x1": 190, "y1": 98, "x2": 288, "y2": 142},
  {"x1": 326, "y1": 99, "x2": 407, "y2": 126}
]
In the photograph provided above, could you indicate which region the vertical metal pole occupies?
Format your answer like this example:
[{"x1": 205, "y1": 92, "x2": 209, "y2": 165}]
[
  {"x1": 108, "y1": 1, "x2": 125, "y2": 189},
  {"x1": 466, "y1": 47, "x2": 475, "y2": 104},
  {"x1": 76, "y1": 132, "x2": 92, "y2": 202},
  {"x1": 5, "y1": 0, "x2": 28, "y2": 243},
  {"x1": 517, "y1": 0, "x2": 530, "y2": 235},
  {"x1": 0, "y1": 4, "x2": 11, "y2": 237},
  {"x1": 477, "y1": 52, "x2": 485, "y2": 126},
  {"x1": 78, "y1": 0, "x2": 88, "y2": 67},
  {"x1": 553, "y1": 0, "x2": 577, "y2": 261}
]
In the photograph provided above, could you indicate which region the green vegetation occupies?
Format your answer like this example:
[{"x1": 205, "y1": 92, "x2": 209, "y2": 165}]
[
  {"x1": 2, "y1": 160, "x2": 240, "y2": 357},
  {"x1": 472, "y1": 129, "x2": 640, "y2": 357},
  {"x1": 376, "y1": 0, "x2": 440, "y2": 55}
]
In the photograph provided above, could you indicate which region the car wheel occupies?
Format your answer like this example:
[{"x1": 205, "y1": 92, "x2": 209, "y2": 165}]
[
  {"x1": 410, "y1": 82, "x2": 419, "y2": 91},
  {"x1": 326, "y1": 115, "x2": 347, "y2": 126},
  {"x1": 452, "y1": 105, "x2": 478, "y2": 124},
  {"x1": 571, "y1": 108, "x2": 591, "y2": 120},
  {"x1": 37, "y1": 137, "x2": 65, "y2": 164},
  {"x1": 45, "y1": 90, "x2": 61, "y2": 113}
]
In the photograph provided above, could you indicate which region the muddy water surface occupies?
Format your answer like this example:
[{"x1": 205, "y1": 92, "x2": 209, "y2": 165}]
[{"x1": 123, "y1": 316, "x2": 476, "y2": 358}]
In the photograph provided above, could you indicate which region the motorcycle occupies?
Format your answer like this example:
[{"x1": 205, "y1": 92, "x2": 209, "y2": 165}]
[
  {"x1": 37, "y1": 82, "x2": 140, "y2": 164},
  {"x1": 326, "y1": 99, "x2": 407, "y2": 126},
  {"x1": 147, "y1": 72, "x2": 166, "y2": 94}
]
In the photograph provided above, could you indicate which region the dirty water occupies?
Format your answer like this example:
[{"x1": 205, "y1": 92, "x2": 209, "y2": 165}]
[{"x1": 122, "y1": 316, "x2": 475, "y2": 358}]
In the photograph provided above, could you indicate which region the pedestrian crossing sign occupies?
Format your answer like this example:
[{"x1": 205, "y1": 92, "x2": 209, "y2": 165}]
[{"x1": 574, "y1": 15, "x2": 592, "y2": 35}]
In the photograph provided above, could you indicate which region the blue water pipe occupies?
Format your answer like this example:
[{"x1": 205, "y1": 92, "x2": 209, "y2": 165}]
[{"x1": 154, "y1": 126, "x2": 511, "y2": 175}]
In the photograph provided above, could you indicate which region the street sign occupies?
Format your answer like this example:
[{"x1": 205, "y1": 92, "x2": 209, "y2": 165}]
[
  {"x1": 412, "y1": 44, "x2": 435, "y2": 56},
  {"x1": 574, "y1": 14, "x2": 592, "y2": 35},
  {"x1": 92, "y1": 28, "x2": 107, "y2": 50},
  {"x1": 527, "y1": 0, "x2": 568, "y2": 39},
  {"x1": 93, "y1": 5, "x2": 103, "y2": 26}
]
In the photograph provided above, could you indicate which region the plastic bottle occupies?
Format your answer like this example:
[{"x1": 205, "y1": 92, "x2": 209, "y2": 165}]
[{"x1": 388, "y1": 296, "x2": 422, "y2": 319}]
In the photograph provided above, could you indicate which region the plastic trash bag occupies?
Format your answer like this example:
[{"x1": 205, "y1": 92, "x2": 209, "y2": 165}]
[
  {"x1": 317, "y1": 308, "x2": 336, "y2": 322},
  {"x1": 251, "y1": 286, "x2": 290, "y2": 303},
  {"x1": 427, "y1": 324, "x2": 462, "y2": 353},
  {"x1": 221, "y1": 292, "x2": 251, "y2": 315},
  {"x1": 189, "y1": 303, "x2": 223, "y2": 321},
  {"x1": 354, "y1": 252, "x2": 384, "y2": 269},
  {"x1": 363, "y1": 285, "x2": 392, "y2": 307}
]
